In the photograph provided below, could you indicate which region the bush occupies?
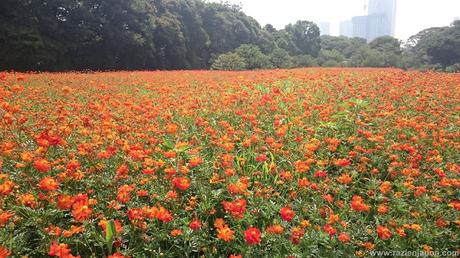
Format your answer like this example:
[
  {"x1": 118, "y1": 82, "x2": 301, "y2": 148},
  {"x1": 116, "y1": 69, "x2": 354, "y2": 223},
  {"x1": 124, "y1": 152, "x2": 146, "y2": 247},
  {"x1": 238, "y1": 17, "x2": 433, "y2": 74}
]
[{"x1": 211, "y1": 53, "x2": 247, "y2": 70}]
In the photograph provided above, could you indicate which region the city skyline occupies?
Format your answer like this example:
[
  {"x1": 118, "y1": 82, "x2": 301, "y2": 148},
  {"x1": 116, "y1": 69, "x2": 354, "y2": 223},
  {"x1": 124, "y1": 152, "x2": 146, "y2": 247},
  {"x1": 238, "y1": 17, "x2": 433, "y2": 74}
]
[
  {"x1": 340, "y1": 0, "x2": 397, "y2": 42},
  {"x1": 209, "y1": 0, "x2": 460, "y2": 40}
]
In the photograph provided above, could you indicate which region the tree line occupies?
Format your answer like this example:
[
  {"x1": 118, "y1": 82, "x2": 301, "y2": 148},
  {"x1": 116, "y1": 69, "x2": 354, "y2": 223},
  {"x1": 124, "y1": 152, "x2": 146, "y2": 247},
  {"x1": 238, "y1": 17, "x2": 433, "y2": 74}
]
[{"x1": 1, "y1": 0, "x2": 459, "y2": 71}]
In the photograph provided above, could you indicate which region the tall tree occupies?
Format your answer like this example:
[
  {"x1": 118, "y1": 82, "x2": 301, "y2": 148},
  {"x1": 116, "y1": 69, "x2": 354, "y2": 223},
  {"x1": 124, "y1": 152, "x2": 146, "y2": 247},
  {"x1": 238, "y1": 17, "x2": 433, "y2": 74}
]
[{"x1": 284, "y1": 21, "x2": 321, "y2": 57}]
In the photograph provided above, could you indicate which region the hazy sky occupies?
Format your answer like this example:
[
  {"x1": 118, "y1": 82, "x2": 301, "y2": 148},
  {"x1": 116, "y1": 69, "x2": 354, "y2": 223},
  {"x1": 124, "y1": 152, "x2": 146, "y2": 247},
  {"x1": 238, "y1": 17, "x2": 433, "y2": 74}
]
[{"x1": 208, "y1": 0, "x2": 460, "y2": 41}]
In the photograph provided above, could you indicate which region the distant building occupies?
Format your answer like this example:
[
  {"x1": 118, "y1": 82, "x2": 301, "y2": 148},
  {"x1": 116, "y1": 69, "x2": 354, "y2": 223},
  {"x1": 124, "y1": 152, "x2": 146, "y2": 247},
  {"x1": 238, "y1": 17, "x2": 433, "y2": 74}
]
[
  {"x1": 348, "y1": 0, "x2": 397, "y2": 42},
  {"x1": 340, "y1": 20, "x2": 353, "y2": 37},
  {"x1": 368, "y1": 0, "x2": 397, "y2": 36},
  {"x1": 366, "y1": 14, "x2": 392, "y2": 41},
  {"x1": 455, "y1": 16, "x2": 460, "y2": 21},
  {"x1": 317, "y1": 22, "x2": 330, "y2": 35},
  {"x1": 352, "y1": 16, "x2": 368, "y2": 39}
]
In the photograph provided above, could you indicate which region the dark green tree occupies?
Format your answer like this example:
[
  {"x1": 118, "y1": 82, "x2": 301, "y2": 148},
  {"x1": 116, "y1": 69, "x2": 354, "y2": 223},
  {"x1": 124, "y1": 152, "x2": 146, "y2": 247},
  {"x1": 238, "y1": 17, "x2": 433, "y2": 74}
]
[{"x1": 285, "y1": 21, "x2": 321, "y2": 57}]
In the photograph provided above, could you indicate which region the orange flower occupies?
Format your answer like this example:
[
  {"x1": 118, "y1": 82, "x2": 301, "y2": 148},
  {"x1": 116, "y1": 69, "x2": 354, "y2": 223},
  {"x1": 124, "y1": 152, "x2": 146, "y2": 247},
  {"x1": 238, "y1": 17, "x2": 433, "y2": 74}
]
[
  {"x1": 63, "y1": 225, "x2": 83, "y2": 237},
  {"x1": 45, "y1": 225, "x2": 62, "y2": 236},
  {"x1": 0, "y1": 245, "x2": 11, "y2": 258},
  {"x1": 57, "y1": 194, "x2": 74, "y2": 210},
  {"x1": 350, "y1": 195, "x2": 370, "y2": 212},
  {"x1": 377, "y1": 204, "x2": 388, "y2": 214},
  {"x1": 156, "y1": 206, "x2": 173, "y2": 223},
  {"x1": 448, "y1": 200, "x2": 460, "y2": 211},
  {"x1": 0, "y1": 210, "x2": 13, "y2": 227},
  {"x1": 34, "y1": 159, "x2": 51, "y2": 173},
  {"x1": 38, "y1": 177, "x2": 59, "y2": 191},
  {"x1": 338, "y1": 232, "x2": 350, "y2": 243},
  {"x1": 290, "y1": 227, "x2": 304, "y2": 244},
  {"x1": 396, "y1": 227, "x2": 406, "y2": 237},
  {"x1": 265, "y1": 224, "x2": 284, "y2": 235},
  {"x1": 170, "y1": 229, "x2": 183, "y2": 237},
  {"x1": 188, "y1": 156, "x2": 203, "y2": 168},
  {"x1": 171, "y1": 177, "x2": 190, "y2": 191},
  {"x1": 0, "y1": 180, "x2": 14, "y2": 195},
  {"x1": 71, "y1": 196, "x2": 92, "y2": 222},
  {"x1": 337, "y1": 173, "x2": 352, "y2": 184},
  {"x1": 48, "y1": 241, "x2": 80, "y2": 258},
  {"x1": 166, "y1": 124, "x2": 178, "y2": 134},
  {"x1": 116, "y1": 184, "x2": 135, "y2": 204},
  {"x1": 294, "y1": 160, "x2": 310, "y2": 173},
  {"x1": 217, "y1": 226, "x2": 234, "y2": 242},
  {"x1": 376, "y1": 225, "x2": 392, "y2": 240},
  {"x1": 214, "y1": 218, "x2": 225, "y2": 229},
  {"x1": 108, "y1": 253, "x2": 126, "y2": 258},
  {"x1": 19, "y1": 193, "x2": 38, "y2": 209},
  {"x1": 334, "y1": 158, "x2": 351, "y2": 167}
]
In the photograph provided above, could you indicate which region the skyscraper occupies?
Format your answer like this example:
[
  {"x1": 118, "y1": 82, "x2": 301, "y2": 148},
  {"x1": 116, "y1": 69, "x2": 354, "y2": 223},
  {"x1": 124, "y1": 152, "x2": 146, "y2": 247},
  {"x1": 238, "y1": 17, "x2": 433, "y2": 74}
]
[
  {"x1": 348, "y1": 0, "x2": 397, "y2": 42},
  {"x1": 351, "y1": 16, "x2": 368, "y2": 39},
  {"x1": 368, "y1": 0, "x2": 397, "y2": 36},
  {"x1": 340, "y1": 20, "x2": 353, "y2": 37}
]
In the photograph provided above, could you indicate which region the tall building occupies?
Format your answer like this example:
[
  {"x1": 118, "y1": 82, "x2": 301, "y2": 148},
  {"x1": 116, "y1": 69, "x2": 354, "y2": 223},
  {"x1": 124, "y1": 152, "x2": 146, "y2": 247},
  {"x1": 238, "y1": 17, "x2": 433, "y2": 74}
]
[
  {"x1": 351, "y1": 16, "x2": 368, "y2": 39},
  {"x1": 455, "y1": 16, "x2": 460, "y2": 21},
  {"x1": 368, "y1": 0, "x2": 397, "y2": 36},
  {"x1": 317, "y1": 22, "x2": 330, "y2": 35},
  {"x1": 348, "y1": 0, "x2": 397, "y2": 42},
  {"x1": 366, "y1": 14, "x2": 392, "y2": 41},
  {"x1": 340, "y1": 20, "x2": 353, "y2": 37}
]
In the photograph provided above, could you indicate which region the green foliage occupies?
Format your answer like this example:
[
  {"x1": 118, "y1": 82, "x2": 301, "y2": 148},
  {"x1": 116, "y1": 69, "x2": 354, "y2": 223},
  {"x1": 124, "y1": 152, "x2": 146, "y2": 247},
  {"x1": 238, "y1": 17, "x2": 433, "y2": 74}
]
[
  {"x1": 369, "y1": 36, "x2": 402, "y2": 67},
  {"x1": 318, "y1": 49, "x2": 345, "y2": 67},
  {"x1": 285, "y1": 21, "x2": 321, "y2": 57},
  {"x1": 269, "y1": 48, "x2": 292, "y2": 68},
  {"x1": 211, "y1": 53, "x2": 247, "y2": 70},
  {"x1": 405, "y1": 21, "x2": 460, "y2": 69},
  {"x1": 233, "y1": 44, "x2": 272, "y2": 69},
  {"x1": 291, "y1": 55, "x2": 318, "y2": 67}
]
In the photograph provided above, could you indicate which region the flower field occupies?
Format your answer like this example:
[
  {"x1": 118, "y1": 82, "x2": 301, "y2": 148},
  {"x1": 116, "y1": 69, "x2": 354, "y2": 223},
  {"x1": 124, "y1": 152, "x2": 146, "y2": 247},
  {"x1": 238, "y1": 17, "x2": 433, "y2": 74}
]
[{"x1": 0, "y1": 69, "x2": 459, "y2": 257}]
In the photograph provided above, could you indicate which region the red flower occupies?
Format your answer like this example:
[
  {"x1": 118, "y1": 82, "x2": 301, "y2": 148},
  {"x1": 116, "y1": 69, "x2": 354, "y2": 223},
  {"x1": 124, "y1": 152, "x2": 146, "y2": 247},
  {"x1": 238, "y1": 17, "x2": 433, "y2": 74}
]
[
  {"x1": 323, "y1": 224, "x2": 337, "y2": 236},
  {"x1": 334, "y1": 158, "x2": 351, "y2": 167},
  {"x1": 189, "y1": 219, "x2": 201, "y2": 231},
  {"x1": 244, "y1": 226, "x2": 262, "y2": 245},
  {"x1": 222, "y1": 199, "x2": 247, "y2": 219},
  {"x1": 279, "y1": 207, "x2": 295, "y2": 222},
  {"x1": 108, "y1": 253, "x2": 126, "y2": 258},
  {"x1": 255, "y1": 154, "x2": 267, "y2": 162},
  {"x1": 172, "y1": 177, "x2": 190, "y2": 191}
]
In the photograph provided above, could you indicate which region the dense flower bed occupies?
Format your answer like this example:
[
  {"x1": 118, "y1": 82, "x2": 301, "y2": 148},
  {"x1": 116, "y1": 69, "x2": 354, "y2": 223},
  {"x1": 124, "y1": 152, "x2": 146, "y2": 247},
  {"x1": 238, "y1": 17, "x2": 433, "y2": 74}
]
[{"x1": 0, "y1": 69, "x2": 459, "y2": 257}]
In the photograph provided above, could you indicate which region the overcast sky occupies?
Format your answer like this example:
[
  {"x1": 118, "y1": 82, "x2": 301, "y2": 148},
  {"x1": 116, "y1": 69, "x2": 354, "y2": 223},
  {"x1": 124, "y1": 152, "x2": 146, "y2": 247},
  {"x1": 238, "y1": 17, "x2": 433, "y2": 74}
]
[{"x1": 208, "y1": 0, "x2": 460, "y2": 41}]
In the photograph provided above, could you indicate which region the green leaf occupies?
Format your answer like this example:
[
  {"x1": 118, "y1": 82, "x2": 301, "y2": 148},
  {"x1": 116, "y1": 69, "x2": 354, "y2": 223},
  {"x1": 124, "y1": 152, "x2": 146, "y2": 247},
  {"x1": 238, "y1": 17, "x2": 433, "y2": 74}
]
[{"x1": 105, "y1": 220, "x2": 115, "y2": 255}]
